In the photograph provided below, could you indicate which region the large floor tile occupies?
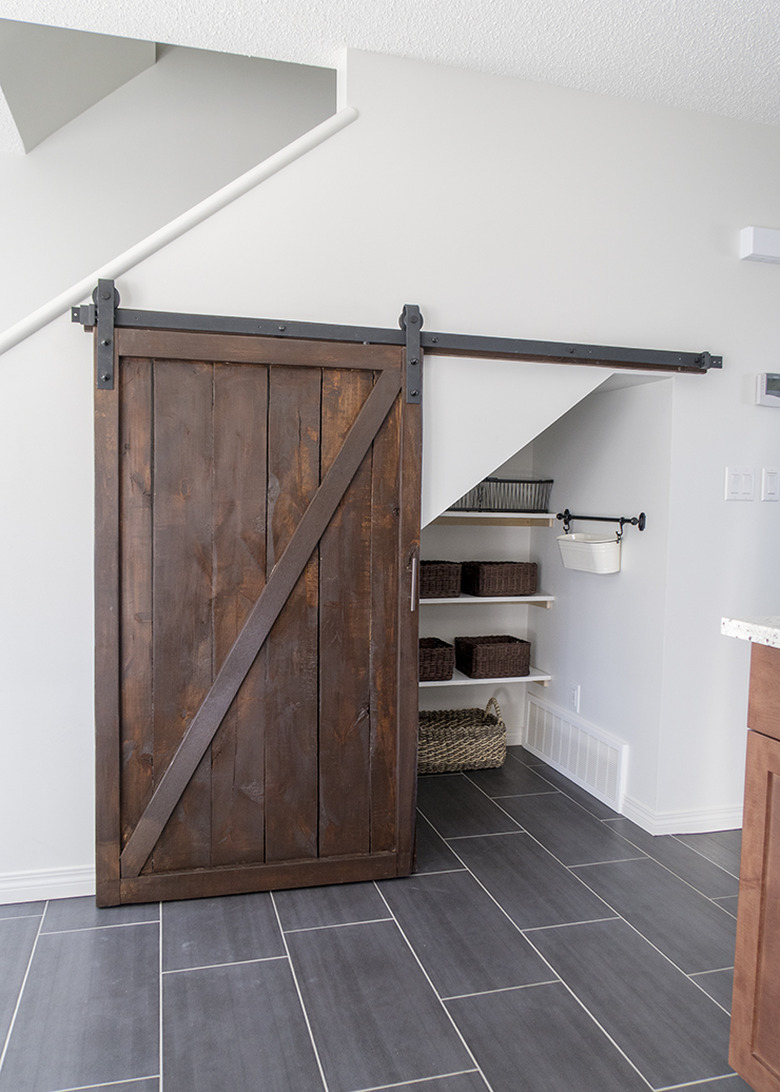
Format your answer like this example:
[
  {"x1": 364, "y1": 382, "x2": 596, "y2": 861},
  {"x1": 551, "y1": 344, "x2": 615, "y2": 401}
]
[
  {"x1": 378, "y1": 870, "x2": 553, "y2": 998},
  {"x1": 286, "y1": 920, "x2": 473, "y2": 1091},
  {"x1": 415, "y1": 813, "x2": 468, "y2": 874},
  {"x1": 446, "y1": 982, "x2": 649, "y2": 1092},
  {"x1": 274, "y1": 881, "x2": 390, "y2": 932},
  {"x1": 691, "y1": 967, "x2": 735, "y2": 1012},
  {"x1": 714, "y1": 894, "x2": 740, "y2": 918},
  {"x1": 675, "y1": 829, "x2": 742, "y2": 877},
  {"x1": 0, "y1": 922, "x2": 158, "y2": 1092},
  {"x1": 416, "y1": 776, "x2": 522, "y2": 838},
  {"x1": 605, "y1": 817, "x2": 739, "y2": 898},
  {"x1": 452, "y1": 832, "x2": 614, "y2": 929},
  {"x1": 163, "y1": 958, "x2": 323, "y2": 1092},
  {"x1": 464, "y1": 756, "x2": 558, "y2": 798},
  {"x1": 42, "y1": 894, "x2": 159, "y2": 933},
  {"x1": 0, "y1": 916, "x2": 39, "y2": 1048},
  {"x1": 0, "y1": 902, "x2": 44, "y2": 921},
  {"x1": 162, "y1": 890, "x2": 283, "y2": 971},
  {"x1": 573, "y1": 857, "x2": 737, "y2": 973},
  {"x1": 499, "y1": 794, "x2": 645, "y2": 866},
  {"x1": 508, "y1": 753, "x2": 621, "y2": 819},
  {"x1": 528, "y1": 918, "x2": 733, "y2": 1088}
]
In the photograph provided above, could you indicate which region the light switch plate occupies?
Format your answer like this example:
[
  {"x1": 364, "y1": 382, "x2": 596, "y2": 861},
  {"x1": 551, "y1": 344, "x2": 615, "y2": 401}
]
[
  {"x1": 725, "y1": 467, "x2": 755, "y2": 500},
  {"x1": 761, "y1": 467, "x2": 780, "y2": 501}
]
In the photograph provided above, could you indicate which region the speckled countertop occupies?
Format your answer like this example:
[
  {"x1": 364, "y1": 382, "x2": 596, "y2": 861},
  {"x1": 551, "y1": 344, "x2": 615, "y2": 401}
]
[{"x1": 721, "y1": 617, "x2": 780, "y2": 647}]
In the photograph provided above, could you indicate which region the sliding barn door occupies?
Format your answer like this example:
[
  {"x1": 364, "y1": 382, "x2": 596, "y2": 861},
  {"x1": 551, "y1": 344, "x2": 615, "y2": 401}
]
[{"x1": 94, "y1": 327, "x2": 421, "y2": 906}]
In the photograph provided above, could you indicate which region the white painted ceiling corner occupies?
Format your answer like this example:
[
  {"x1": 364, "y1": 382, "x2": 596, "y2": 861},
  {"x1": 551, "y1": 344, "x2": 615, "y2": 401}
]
[{"x1": 1, "y1": 0, "x2": 780, "y2": 136}]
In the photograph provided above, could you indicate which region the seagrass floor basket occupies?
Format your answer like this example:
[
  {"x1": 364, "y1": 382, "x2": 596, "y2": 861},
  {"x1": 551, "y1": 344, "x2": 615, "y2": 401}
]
[{"x1": 418, "y1": 696, "x2": 506, "y2": 773}]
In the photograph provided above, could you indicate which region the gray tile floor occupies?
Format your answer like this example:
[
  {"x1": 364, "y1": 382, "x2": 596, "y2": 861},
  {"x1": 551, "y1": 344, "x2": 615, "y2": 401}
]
[{"x1": 0, "y1": 747, "x2": 751, "y2": 1092}]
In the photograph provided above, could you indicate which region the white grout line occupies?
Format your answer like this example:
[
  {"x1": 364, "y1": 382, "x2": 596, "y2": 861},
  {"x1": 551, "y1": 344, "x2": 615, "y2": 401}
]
[
  {"x1": 441, "y1": 980, "x2": 559, "y2": 1001},
  {"x1": 522, "y1": 916, "x2": 621, "y2": 933},
  {"x1": 568, "y1": 856, "x2": 648, "y2": 867},
  {"x1": 371, "y1": 882, "x2": 497, "y2": 1092},
  {"x1": 269, "y1": 890, "x2": 330, "y2": 1092},
  {"x1": 0, "y1": 900, "x2": 48, "y2": 1077},
  {"x1": 162, "y1": 953, "x2": 288, "y2": 975},
  {"x1": 40, "y1": 919, "x2": 160, "y2": 937},
  {"x1": 350, "y1": 1069, "x2": 482, "y2": 1092},
  {"x1": 50, "y1": 1077, "x2": 159, "y2": 1091},
  {"x1": 654, "y1": 1073, "x2": 742, "y2": 1090},
  {"x1": 282, "y1": 916, "x2": 393, "y2": 935}
]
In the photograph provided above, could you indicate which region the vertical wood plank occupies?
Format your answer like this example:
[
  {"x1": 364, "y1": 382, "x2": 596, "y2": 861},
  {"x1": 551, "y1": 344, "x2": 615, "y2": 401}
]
[
  {"x1": 395, "y1": 354, "x2": 423, "y2": 874},
  {"x1": 118, "y1": 358, "x2": 154, "y2": 853},
  {"x1": 367, "y1": 390, "x2": 402, "y2": 854},
  {"x1": 211, "y1": 363, "x2": 269, "y2": 865},
  {"x1": 262, "y1": 364, "x2": 321, "y2": 862},
  {"x1": 151, "y1": 360, "x2": 214, "y2": 873},
  {"x1": 318, "y1": 368, "x2": 374, "y2": 857},
  {"x1": 94, "y1": 343, "x2": 121, "y2": 907}
]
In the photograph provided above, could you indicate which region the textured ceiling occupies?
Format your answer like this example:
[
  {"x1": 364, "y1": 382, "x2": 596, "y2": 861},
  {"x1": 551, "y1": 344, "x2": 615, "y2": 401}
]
[{"x1": 1, "y1": 0, "x2": 780, "y2": 127}]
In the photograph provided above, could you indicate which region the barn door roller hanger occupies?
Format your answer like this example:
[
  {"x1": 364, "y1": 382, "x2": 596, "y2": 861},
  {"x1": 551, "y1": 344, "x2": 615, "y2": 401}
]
[{"x1": 73, "y1": 278, "x2": 723, "y2": 397}]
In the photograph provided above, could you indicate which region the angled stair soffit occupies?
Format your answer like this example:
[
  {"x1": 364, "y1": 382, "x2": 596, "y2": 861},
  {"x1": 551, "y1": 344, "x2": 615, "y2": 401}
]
[{"x1": 0, "y1": 19, "x2": 155, "y2": 153}]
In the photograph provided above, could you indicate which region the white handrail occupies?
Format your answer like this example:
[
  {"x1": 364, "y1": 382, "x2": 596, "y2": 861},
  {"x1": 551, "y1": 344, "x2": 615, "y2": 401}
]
[{"x1": 0, "y1": 106, "x2": 359, "y2": 357}]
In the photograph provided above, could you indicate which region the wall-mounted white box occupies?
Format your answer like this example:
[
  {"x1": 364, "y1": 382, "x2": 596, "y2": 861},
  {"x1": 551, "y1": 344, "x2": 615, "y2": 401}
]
[{"x1": 740, "y1": 226, "x2": 780, "y2": 263}]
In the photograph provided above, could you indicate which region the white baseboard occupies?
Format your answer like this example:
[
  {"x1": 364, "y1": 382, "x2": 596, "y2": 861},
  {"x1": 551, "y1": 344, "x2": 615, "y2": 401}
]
[
  {"x1": 506, "y1": 724, "x2": 524, "y2": 747},
  {"x1": 0, "y1": 866, "x2": 96, "y2": 906},
  {"x1": 524, "y1": 695, "x2": 628, "y2": 812},
  {"x1": 519, "y1": 695, "x2": 743, "y2": 836},
  {"x1": 621, "y1": 794, "x2": 744, "y2": 836}
]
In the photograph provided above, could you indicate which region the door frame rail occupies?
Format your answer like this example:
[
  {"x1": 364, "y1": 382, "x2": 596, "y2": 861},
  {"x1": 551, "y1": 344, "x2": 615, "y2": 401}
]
[{"x1": 73, "y1": 279, "x2": 723, "y2": 397}]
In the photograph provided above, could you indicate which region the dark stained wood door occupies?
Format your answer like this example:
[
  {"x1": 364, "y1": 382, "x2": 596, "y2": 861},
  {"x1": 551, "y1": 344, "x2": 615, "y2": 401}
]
[{"x1": 94, "y1": 327, "x2": 421, "y2": 906}]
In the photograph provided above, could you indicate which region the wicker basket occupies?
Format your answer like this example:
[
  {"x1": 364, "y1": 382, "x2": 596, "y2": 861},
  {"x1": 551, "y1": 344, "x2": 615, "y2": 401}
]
[
  {"x1": 420, "y1": 561, "x2": 462, "y2": 599},
  {"x1": 454, "y1": 635, "x2": 531, "y2": 678},
  {"x1": 419, "y1": 637, "x2": 455, "y2": 681},
  {"x1": 449, "y1": 477, "x2": 553, "y2": 514},
  {"x1": 461, "y1": 561, "x2": 538, "y2": 597},
  {"x1": 418, "y1": 696, "x2": 506, "y2": 773}
]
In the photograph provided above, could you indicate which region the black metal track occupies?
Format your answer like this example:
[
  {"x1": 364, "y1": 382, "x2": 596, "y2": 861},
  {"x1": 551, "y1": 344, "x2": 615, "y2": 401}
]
[{"x1": 72, "y1": 289, "x2": 722, "y2": 376}]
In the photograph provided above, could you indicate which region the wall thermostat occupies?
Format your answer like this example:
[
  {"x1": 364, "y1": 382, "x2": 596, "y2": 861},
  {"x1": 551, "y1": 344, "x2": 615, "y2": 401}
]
[{"x1": 756, "y1": 373, "x2": 780, "y2": 406}]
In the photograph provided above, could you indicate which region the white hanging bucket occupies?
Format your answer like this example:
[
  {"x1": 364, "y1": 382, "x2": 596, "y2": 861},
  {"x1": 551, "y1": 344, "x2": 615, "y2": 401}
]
[{"x1": 557, "y1": 533, "x2": 621, "y2": 574}]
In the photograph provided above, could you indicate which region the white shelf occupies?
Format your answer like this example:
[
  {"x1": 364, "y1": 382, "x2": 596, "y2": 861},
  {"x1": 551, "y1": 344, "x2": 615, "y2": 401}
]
[
  {"x1": 432, "y1": 511, "x2": 556, "y2": 527},
  {"x1": 421, "y1": 591, "x2": 554, "y2": 608},
  {"x1": 420, "y1": 666, "x2": 552, "y2": 688}
]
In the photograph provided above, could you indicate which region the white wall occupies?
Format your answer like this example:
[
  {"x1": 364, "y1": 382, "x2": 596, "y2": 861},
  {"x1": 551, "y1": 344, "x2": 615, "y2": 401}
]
[
  {"x1": 3, "y1": 47, "x2": 780, "y2": 898},
  {"x1": 0, "y1": 20, "x2": 155, "y2": 152},
  {"x1": 0, "y1": 44, "x2": 335, "y2": 332},
  {"x1": 531, "y1": 378, "x2": 674, "y2": 817}
]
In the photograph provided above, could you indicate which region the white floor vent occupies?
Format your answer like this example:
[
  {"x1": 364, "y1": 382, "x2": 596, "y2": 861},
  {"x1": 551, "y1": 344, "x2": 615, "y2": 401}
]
[{"x1": 524, "y1": 696, "x2": 627, "y2": 812}]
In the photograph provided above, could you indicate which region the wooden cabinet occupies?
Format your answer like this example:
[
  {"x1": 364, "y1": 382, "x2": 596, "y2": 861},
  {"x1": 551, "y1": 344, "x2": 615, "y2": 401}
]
[{"x1": 730, "y1": 642, "x2": 780, "y2": 1091}]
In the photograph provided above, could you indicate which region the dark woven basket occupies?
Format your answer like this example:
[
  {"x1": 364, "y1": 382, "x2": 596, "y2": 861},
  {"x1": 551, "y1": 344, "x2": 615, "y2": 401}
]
[
  {"x1": 418, "y1": 696, "x2": 506, "y2": 773},
  {"x1": 461, "y1": 561, "x2": 538, "y2": 597},
  {"x1": 454, "y1": 635, "x2": 531, "y2": 678},
  {"x1": 420, "y1": 561, "x2": 462, "y2": 599},
  {"x1": 419, "y1": 637, "x2": 455, "y2": 681}
]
